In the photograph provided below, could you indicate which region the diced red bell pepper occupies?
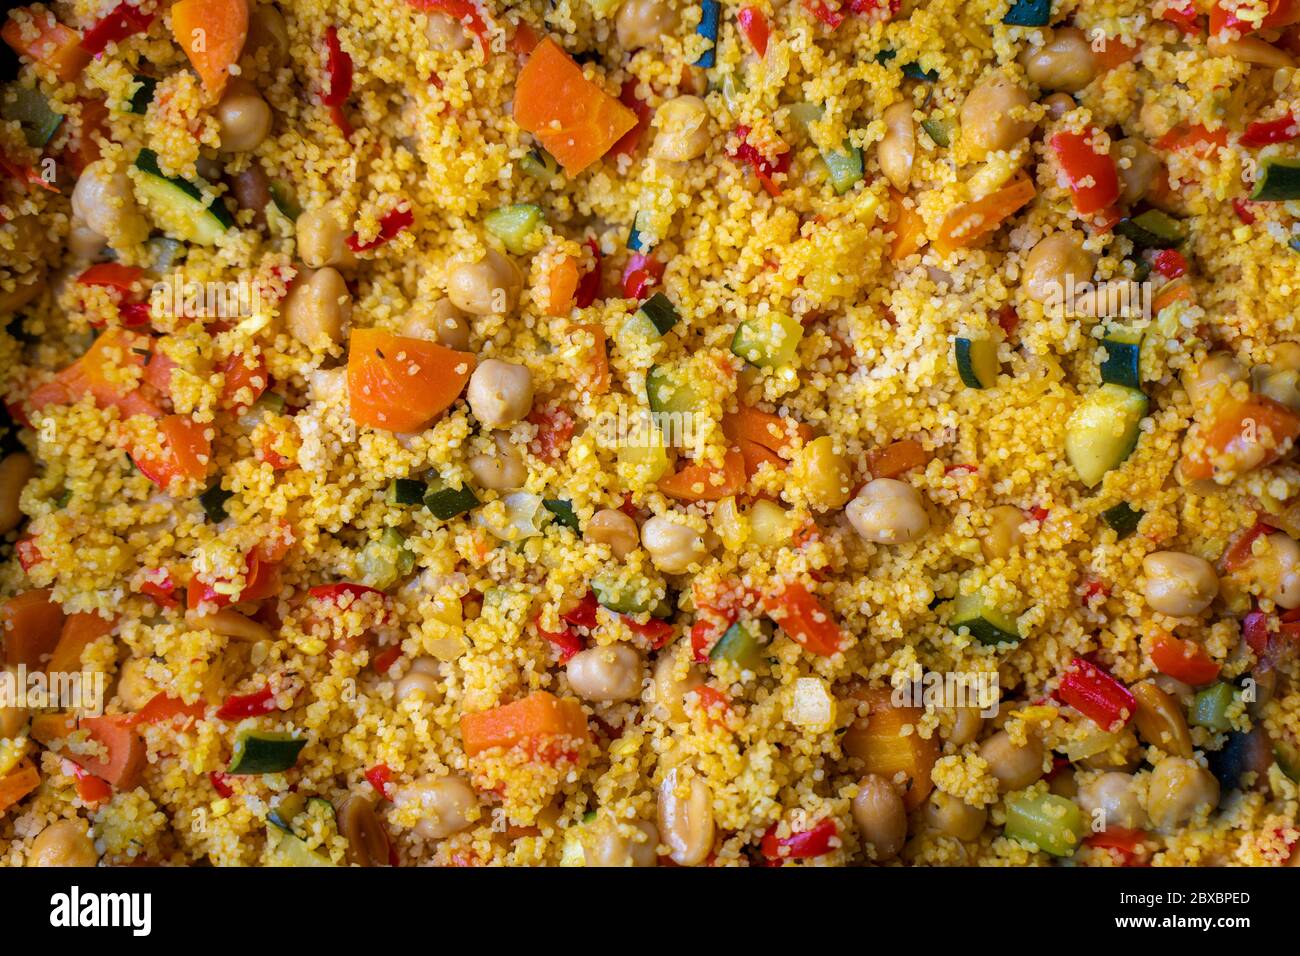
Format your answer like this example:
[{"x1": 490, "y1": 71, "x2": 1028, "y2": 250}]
[
  {"x1": 621, "y1": 252, "x2": 665, "y2": 300},
  {"x1": 407, "y1": 0, "x2": 492, "y2": 57},
  {"x1": 130, "y1": 692, "x2": 206, "y2": 726},
  {"x1": 1056, "y1": 657, "x2": 1136, "y2": 732},
  {"x1": 1051, "y1": 129, "x2": 1120, "y2": 216},
  {"x1": 309, "y1": 582, "x2": 386, "y2": 603},
  {"x1": 763, "y1": 581, "x2": 843, "y2": 657},
  {"x1": 611, "y1": 79, "x2": 652, "y2": 159},
  {"x1": 80, "y1": 1, "x2": 154, "y2": 55},
  {"x1": 1233, "y1": 198, "x2": 1258, "y2": 224},
  {"x1": 323, "y1": 26, "x2": 353, "y2": 135},
  {"x1": 1221, "y1": 521, "x2": 1274, "y2": 573},
  {"x1": 63, "y1": 758, "x2": 113, "y2": 804},
  {"x1": 1157, "y1": 124, "x2": 1228, "y2": 156},
  {"x1": 1211, "y1": 0, "x2": 1300, "y2": 35},
  {"x1": 737, "y1": 6, "x2": 769, "y2": 56},
  {"x1": 215, "y1": 686, "x2": 280, "y2": 720},
  {"x1": 574, "y1": 237, "x2": 603, "y2": 307},
  {"x1": 366, "y1": 763, "x2": 394, "y2": 799},
  {"x1": 535, "y1": 613, "x2": 584, "y2": 662},
  {"x1": 760, "y1": 818, "x2": 838, "y2": 861},
  {"x1": 347, "y1": 206, "x2": 414, "y2": 253},
  {"x1": 1150, "y1": 248, "x2": 1188, "y2": 279},
  {"x1": 77, "y1": 262, "x2": 144, "y2": 292},
  {"x1": 561, "y1": 591, "x2": 600, "y2": 630},
  {"x1": 1241, "y1": 112, "x2": 1299, "y2": 148},
  {"x1": 117, "y1": 301, "x2": 151, "y2": 328},
  {"x1": 139, "y1": 571, "x2": 180, "y2": 608},
  {"x1": 802, "y1": 0, "x2": 845, "y2": 27},
  {"x1": 731, "y1": 125, "x2": 791, "y2": 197},
  {"x1": 1160, "y1": 0, "x2": 1204, "y2": 35},
  {"x1": 16, "y1": 535, "x2": 44, "y2": 573},
  {"x1": 1150, "y1": 632, "x2": 1221, "y2": 686},
  {"x1": 622, "y1": 614, "x2": 674, "y2": 648},
  {"x1": 527, "y1": 404, "x2": 575, "y2": 461},
  {"x1": 209, "y1": 770, "x2": 234, "y2": 797},
  {"x1": 1085, "y1": 827, "x2": 1148, "y2": 865},
  {"x1": 372, "y1": 644, "x2": 402, "y2": 673}
]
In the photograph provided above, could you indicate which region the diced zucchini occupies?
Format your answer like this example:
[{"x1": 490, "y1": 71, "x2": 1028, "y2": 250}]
[
  {"x1": 646, "y1": 363, "x2": 705, "y2": 415},
  {"x1": 695, "y1": 0, "x2": 720, "y2": 68},
  {"x1": 134, "y1": 148, "x2": 234, "y2": 245},
  {"x1": 949, "y1": 590, "x2": 1021, "y2": 646},
  {"x1": 1, "y1": 84, "x2": 62, "y2": 147},
  {"x1": 1275, "y1": 739, "x2": 1300, "y2": 782},
  {"x1": 902, "y1": 62, "x2": 939, "y2": 82},
  {"x1": 387, "y1": 477, "x2": 426, "y2": 506},
  {"x1": 1100, "y1": 502, "x2": 1142, "y2": 539},
  {"x1": 198, "y1": 482, "x2": 233, "y2": 523},
  {"x1": 484, "y1": 203, "x2": 544, "y2": 255},
  {"x1": 543, "y1": 498, "x2": 580, "y2": 532},
  {"x1": 638, "y1": 292, "x2": 680, "y2": 336},
  {"x1": 255, "y1": 390, "x2": 285, "y2": 414},
  {"x1": 1099, "y1": 328, "x2": 1142, "y2": 389},
  {"x1": 268, "y1": 792, "x2": 306, "y2": 832},
  {"x1": 1190, "y1": 681, "x2": 1235, "y2": 732},
  {"x1": 266, "y1": 825, "x2": 335, "y2": 866},
  {"x1": 424, "y1": 477, "x2": 479, "y2": 520},
  {"x1": 1251, "y1": 156, "x2": 1300, "y2": 202},
  {"x1": 227, "y1": 730, "x2": 307, "y2": 775},
  {"x1": 1003, "y1": 0, "x2": 1052, "y2": 27},
  {"x1": 731, "y1": 313, "x2": 804, "y2": 368},
  {"x1": 954, "y1": 337, "x2": 1000, "y2": 389},
  {"x1": 592, "y1": 572, "x2": 659, "y2": 615},
  {"x1": 823, "y1": 144, "x2": 864, "y2": 195},
  {"x1": 128, "y1": 75, "x2": 157, "y2": 114},
  {"x1": 921, "y1": 117, "x2": 950, "y2": 147},
  {"x1": 269, "y1": 180, "x2": 302, "y2": 220},
  {"x1": 358, "y1": 528, "x2": 415, "y2": 590},
  {"x1": 1114, "y1": 209, "x2": 1186, "y2": 250},
  {"x1": 617, "y1": 419, "x2": 671, "y2": 483},
  {"x1": 709, "y1": 618, "x2": 770, "y2": 669},
  {"x1": 627, "y1": 210, "x2": 649, "y2": 252},
  {"x1": 520, "y1": 147, "x2": 560, "y2": 181},
  {"x1": 1064, "y1": 384, "x2": 1148, "y2": 488},
  {"x1": 1004, "y1": 793, "x2": 1087, "y2": 857}
]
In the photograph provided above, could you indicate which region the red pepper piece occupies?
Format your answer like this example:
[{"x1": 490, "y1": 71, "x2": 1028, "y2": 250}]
[
  {"x1": 1056, "y1": 657, "x2": 1136, "y2": 732},
  {"x1": 1241, "y1": 111, "x2": 1299, "y2": 147},
  {"x1": 760, "y1": 818, "x2": 838, "y2": 861},
  {"x1": 347, "y1": 206, "x2": 414, "y2": 253},
  {"x1": 80, "y1": 2, "x2": 154, "y2": 56},
  {"x1": 215, "y1": 686, "x2": 280, "y2": 720}
]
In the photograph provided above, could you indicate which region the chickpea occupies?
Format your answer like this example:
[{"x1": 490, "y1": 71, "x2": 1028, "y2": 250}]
[
  {"x1": 186, "y1": 607, "x2": 273, "y2": 642},
  {"x1": 397, "y1": 774, "x2": 478, "y2": 840},
  {"x1": 585, "y1": 507, "x2": 640, "y2": 559},
  {"x1": 337, "y1": 794, "x2": 390, "y2": 867},
  {"x1": 651, "y1": 653, "x2": 704, "y2": 722},
  {"x1": 241, "y1": 3, "x2": 289, "y2": 76},
  {"x1": 216, "y1": 78, "x2": 272, "y2": 153},
  {"x1": 1115, "y1": 138, "x2": 1160, "y2": 206},
  {"x1": 922, "y1": 790, "x2": 988, "y2": 841},
  {"x1": 27, "y1": 819, "x2": 99, "y2": 867},
  {"x1": 641, "y1": 514, "x2": 707, "y2": 574},
  {"x1": 1181, "y1": 352, "x2": 1246, "y2": 406},
  {"x1": 1258, "y1": 369, "x2": 1300, "y2": 413},
  {"x1": 1022, "y1": 231, "x2": 1095, "y2": 305},
  {"x1": 1252, "y1": 532, "x2": 1300, "y2": 609},
  {"x1": 583, "y1": 817, "x2": 659, "y2": 867},
  {"x1": 114, "y1": 658, "x2": 158, "y2": 712},
  {"x1": 447, "y1": 248, "x2": 522, "y2": 315},
  {"x1": 943, "y1": 707, "x2": 984, "y2": 747},
  {"x1": 232, "y1": 164, "x2": 271, "y2": 228},
  {"x1": 1142, "y1": 551, "x2": 1218, "y2": 616},
  {"x1": 846, "y1": 478, "x2": 929, "y2": 545},
  {"x1": 467, "y1": 359, "x2": 533, "y2": 429},
  {"x1": 68, "y1": 218, "x2": 106, "y2": 260},
  {"x1": 71, "y1": 159, "x2": 143, "y2": 243},
  {"x1": 282, "y1": 267, "x2": 351, "y2": 349},
  {"x1": 0, "y1": 451, "x2": 33, "y2": 535},
  {"x1": 651, "y1": 95, "x2": 710, "y2": 162},
  {"x1": 1206, "y1": 32, "x2": 1295, "y2": 69},
  {"x1": 1077, "y1": 771, "x2": 1146, "y2": 831},
  {"x1": 467, "y1": 431, "x2": 527, "y2": 491},
  {"x1": 979, "y1": 729, "x2": 1045, "y2": 791},
  {"x1": 424, "y1": 10, "x2": 472, "y2": 52},
  {"x1": 402, "y1": 298, "x2": 471, "y2": 350},
  {"x1": 296, "y1": 201, "x2": 356, "y2": 269},
  {"x1": 878, "y1": 102, "x2": 916, "y2": 192},
  {"x1": 394, "y1": 659, "x2": 441, "y2": 702},
  {"x1": 1146, "y1": 757, "x2": 1219, "y2": 831},
  {"x1": 1131, "y1": 679, "x2": 1193, "y2": 758},
  {"x1": 567, "y1": 644, "x2": 644, "y2": 702},
  {"x1": 616, "y1": 0, "x2": 678, "y2": 50},
  {"x1": 657, "y1": 766, "x2": 714, "y2": 866},
  {"x1": 790, "y1": 435, "x2": 853, "y2": 511},
  {"x1": 980, "y1": 504, "x2": 1026, "y2": 561},
  {"x1": 1042, "y1": 92, "x2": 1076, "y2": 120},
  {"x1": 1021, "y1": 27, "x2": 1096, "y2": 92},
  {"x1": 852, "y1": 774, "x2": 908, "y2": 860},
  {"x1": 960, "y1": 72, "x2": 1033, "y2": 157}
]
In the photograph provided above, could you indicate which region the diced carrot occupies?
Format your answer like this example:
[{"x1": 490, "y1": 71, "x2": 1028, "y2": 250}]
[
  {"x1": 1093, "y1": 38, "x2": 1140, "y2": 71},
  {"x1": 29, "y1": 712, "x2": 77, "y2": 747},
  {"x1": 460, "y1": 691, "x2": 589, "y2": 758},
  {"x1": 1181, "y1": 396, "x2": 1300, "y2": 481},
  {"x1": 1157, "y1": 124, "x2": 1227, "y2": 156},
  {"x1": 721, "y1": 405, "x2": 812, "y2": 457},
  {"x1": 842, "y1": 687, "x2": 939, "y2": 809},
  {"x1": 2, "y1": 589, "x2": 66, "y2": 667},
  {"x1": 347, "y1": 328, "x2": 475, "y2": 432},
  {"x1": 763, "y1": 581, "x2": 843, "y2": 656},
  {"x1": 131, "y1": 414, "x2": 212, "y2": 491},
  {"x1": 546, "y1": 256, "x2": 580, "y2": 316},
  {"x1": 218, "y1": 352, "x2": 268, "y2": 412},
  {"x1": 512, "y1": 38, "x2": 637, "y2": 174},
  {"x1": 65, "y1": 98, "x2": 109, "y2": 176},
  {"x1": 67, "y1": 715, "x2": 146, "y2": 789},
  {"x1": 129, "y1": 692, "x2": 206, "y2": 726},
  {"x1": 934, "y1": 174, "x2": 1036, "y2": 254},
  {"x1": 1149, "y1": 632, "x2": 1221, "y2": 686},
  {"x1": 47, "y1": 612, "x2": 115, "y2": 675},
  {"x1": 659, "y1": 450, "x2": 747, "y2": 502},
  {"x1": 868, "y1": 439, "x2": 930, "y2": 479},
  {"x1": 1152, "y1": 279, "x2": 1193, "y2": 314},
  {"x1": 737, "y1": 438, "x2": 785, "y2": 478},
  {"x1": 0, "y1": 759, "x2": 40, "y2": 816},
  {"x1": 170, "y1": 0, "x2": 249, "y2": 100},
  {"x1": 1, "y1": 8, "x2": 90, "y2": 82},
  {"x1": 574, "y1": 323, "x2": 609, "y2": 394},
  {"x1": 27, "y1": 329, "x2": 163, "y2": 421},
  {"x1": 888, "y1": 189, "x2": 929, "y2": 260}
]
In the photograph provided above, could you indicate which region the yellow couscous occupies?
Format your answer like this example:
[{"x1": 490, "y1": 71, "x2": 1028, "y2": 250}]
[{"x1": 0, "y1": 0, "x2": 1299, "y2": 868}]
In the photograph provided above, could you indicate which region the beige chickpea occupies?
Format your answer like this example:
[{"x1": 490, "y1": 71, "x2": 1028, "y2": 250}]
[
  {"x1": 215, "y1": 78, "x2": 272, "y2": 153},
  {"x1": 467, "y1": 431, "x2": 527, "y2": 491},
  {"x1": 567, "y1": 644, "x2": 644, "y2": 702},
  {"x1": 616, "y1": 0, "x2": 678, "y2": 49},
  {"x1": 657, "y1": 766, "x2": 714, "y2": 866},
  {"x1": 651, "y1": 653, "x2": 704, "y2": 722},
  {"x1": 979, "y1": 729, "x2": 1045, "y2": 791},
  {"x1": 1206, "y1": 32, "x2": 1295, "y2": 69},
  {"x1": 282, "y1": 267, "x2": 351, "y2": 349},
  {"x1": 651, "y1": 95, "x2": 710, "y2": 162},
  {"x1": 186, "y1": 607, "x2": 273, "y2": 642},
  {"x1": 1253, "y1": 533, "x2": 1300, "y2": 609},
  {"x1": 846, "y1": 478, "x2": 929, "y2": 545},
  {"x1": 1042, "y1": 92, "x2": 1076, "y2": 120},
  {"x1": 1022, "y1": 232, "x2": 1095, "y2": 305},
  {"x1": 27, "y1": 819, "x2": 99, "y2": 867},
  {"x1": 241, "y1": 3, "x2": 290, "y2": 76},
  {"x1": 943, "y1": 707, "x2": 984, "y2": 747},
  {"x1": 394, "y1": 658, "x2": 443, "y2": 702},
  {"x1": 1146, "y1": 757, "x2": 1219, "y2": 831},
  {"x1": 981, "y1": 505, "x2": 1027, "y2": 561},
  {"x1": 794, "y1": 435, "x2": 853, "y2": 511},
  {"x1": 402, "y1": 298, "x2": 471, "y2": 350},
  {"x1": 114, "y1": 658, "x2": 158, "y2": 712},
  {"x1": 641, "y1": 514, "x2": 708, "y2": 574},
  {"x1": 1132, "y1": 679, "x2": 1193, "y2": 759},
  {"x1": 1077, "y1": 771, "x2": 1146, "y2": 832},
  {"x1": 0, "y1": 451, "x2": 33, "y2": 535},
  {"x1": 585, "y1": 507, "x2": 640, "y2": 559},
  {"x1": 923, "y1": 790, "x2": 988, "y2": 841},
  {"x1": 424, "y1": 10, "x2": 472, "y2": 51},
  {"x1": 1142, "y1": 551, "x2": 1218, "y2": 616},
  {"x1": 296, "y1": 202, "x2": 356, "y2": 269},
  {"x1": 960, "y1": 72, "x2": 1033, "y2": 157},
  {"x1": 1021, "y1": 27, "x2": 1097, "y2": 92},
  {"x1": 71, "y1": 159, "x2": 142, "y2": 242},
  {"x1": 467, "y1": 359, "x2": 533, "y2": 429},
  {"x1": 1115, "y1": 138, "x2": 1161, "y2": 206},
  {"x1": 1182, "y1": 352, "x2": 1246, "y2": 406},
  {"x1": 878, "y1": 102, "x2": 916, "y2": 192},
  {"x1": 1258, "y1": 369, "x2": 1300, "y2": 413},
  {"x1": 446, "y1": 248, "x2": 522, "y2": 315},
  {"x1": 583, "y1": 817, "x2": 659, "y2": 867},
  {"x1": 398, "y1": 774, "x2": 478, "y2": 840},
  {"x1": 852, "y1": 774, "x2": 908, "y2": 860}
]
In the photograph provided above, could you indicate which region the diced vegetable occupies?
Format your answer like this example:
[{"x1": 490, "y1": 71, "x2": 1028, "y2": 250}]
[
  {"x1": 1251, "y1": 156, "x2": 1300, "y2": 201},
  {"x1": 357, "y1": 528, "x2": 415, "y2": 590},
  {"x1": 1, "y1": 84, "x2": 62, "y2": 147},
  {"x1": 131, "y1": 415, "x2": 212, "y2": 491},
  {"x1": 127, "y1": 74, "x2": 157, "y2": 114},
  {"x1": 423, "y1": 477, "x2": 479, "y2": 519},
  {"x1": 1100, "y1": 328, "x2": 1142, "y2": 389},
  {"x1": 921, "y1": 116, "x2": 950, "y2": 147},
  {"x1": 737, "y1": 5, "x2": 769, "y2": 57},
  {"x1": 763, "y1": 581, "x2": 843, "y2": 656},
  {"x1": 483, "y1": 203, "x2": 543, "y2": 255},
  {"x1": 460, "y1": 691, "x2": 589, "y2": 758},
  {"x1": 512, "y1": 38, "x2": 638, "y2": 174},
  {"x1": 760, "y1": 818, "x2": 837, "y2": 861},
  {"x1": 842, "y1": 687, "x2": 938, "y2": 809},
  {"x1": 1051, "y1": 129, "x2": 1120, "y2": 216},
  {"x1": 695, "y1": 0, "x2": 721, "y2": 68},
  {"x1": 659, "y1": 450, "x2": 746, "y2": 502},
  {"x1": 823, "y1": 144, "x2": 864, "y2": 194},
  {"x1": 170, "y1": 0, "x2": 249, "y2": 99},
  {"x1": 954, "y1": 336, "x2": 999, "y2": 389},
  {"x1": 543, "y1": 498, "x2": 581, "y2": 532},
  {"x1": 1057, "y1": 657, "x2": 1135, "y2": 732},
  {"x1": 1064, "y1": 384, "x2": 1148, "y2": 487},
  {"x1": 134, "y1": 148, "x2": 234, "y2": 245},
  {"x1": 347, "y1": 328, "x2": 474, "y2": 432},
  {"x1": 934, "y1": 174, "x2": 1035, "y2": 254},
  {"x1": 1241, "y1": 112, "x2": 1298, "y2": 148},
  {"x1": 1150, "y1": 632, "x2": 1220, "y2": 686},
  {"x1": 868, "y1": 438, "x2": 929, "y2": 478},
  {"x1": 731, "y1": 313, "x2": 804, "y2": 368},
  {"x1": 948, "y1": 589, "x2": 1021, "y2": 646},
  {"x1": 708, "y1": 618, "x2": 769, "y2": 669},
  {"x1": 1115, "y1": 209, "x2": 1186, "y2": 249},
  {"x1": 1, "y1": 588, "x2": 65, "y2": 667},
  {"x1": 1207, "y1": 727, "x2": 1273, "y2": 792},
  {"x1": 1180, "y1": 396, "x2": 1300, "y2": 481},
  {"x1": 34, "y1": 714, "x2": 146, "y2": 789},
  {"x1": 638, "y1": 292, "x2": 680, "y2": 336},
  {"x1": 227, "y1": 730, "x2": 307, "y2": 775},
  {"x1": 1, "y1": 8, "x2": 90, "y2": 82},
  {"x1": 592, "y1": 571, "x2": 658, "y2": 615},
  {"x1": 1003, "y1": 0, "x2": 1051, "y2": 26},
  {"x1": 1100, "y1": 502, "x2": 1142, "y2": 539},
  {"x1": 266, "y1": 824, "x2": 336, "y2": 866},
  {"x1": 520, "y1": 147, "x2": 560, "y2": 180},
  {"x1": 199, "y1": 482, "x2": 233, "y2": 522},
  {"x1": 81, "y1": 1, "x2": 155, "y2": 55},
  {"x1": 1190, "y1": 681, "x2": 1236, "y2": 732},
  {"x1": 0, "y1": 760, "x2": 40, "y2": 816},
  {"x1": 1004, "y1": 792, "x2": 1087, "y2": 857},
  {"x1": 387, "y1": 477, "x2": 426, "y2": 506},
  {"x1": 646, "y1": 363, "x2": 705, "y2": 415},
  {"x1": 49, "y1": 612, "x2": 114, "y2": 675}
]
